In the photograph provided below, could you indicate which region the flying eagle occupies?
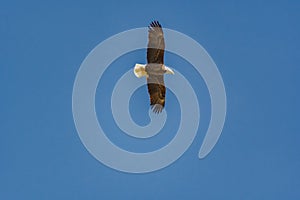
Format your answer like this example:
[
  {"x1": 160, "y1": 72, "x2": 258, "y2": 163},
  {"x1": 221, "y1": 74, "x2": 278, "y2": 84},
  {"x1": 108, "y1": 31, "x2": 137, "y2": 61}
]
[{"x1": 134, "y1": 21, "x2": 174, "y2": 113}]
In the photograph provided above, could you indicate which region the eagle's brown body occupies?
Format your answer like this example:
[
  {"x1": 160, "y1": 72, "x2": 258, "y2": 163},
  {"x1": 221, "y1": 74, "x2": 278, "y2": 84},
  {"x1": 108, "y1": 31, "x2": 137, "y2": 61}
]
[
  {"x1": 146, "y1": 21, "x2": 167, "y2": 113},
  {"x1": 133, "y1": 21, "x2": 174, "y2": 113}
]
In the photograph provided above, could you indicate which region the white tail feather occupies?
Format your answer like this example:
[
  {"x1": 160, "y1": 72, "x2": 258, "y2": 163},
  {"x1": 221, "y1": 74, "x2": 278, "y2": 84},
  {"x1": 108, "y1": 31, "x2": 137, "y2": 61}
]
[
  {"x1": 165, "y1": 66, "x2": 175, "y2": 75},
  {"x1": 134, "y1": 63, "x2": 147, "y2": 78}
]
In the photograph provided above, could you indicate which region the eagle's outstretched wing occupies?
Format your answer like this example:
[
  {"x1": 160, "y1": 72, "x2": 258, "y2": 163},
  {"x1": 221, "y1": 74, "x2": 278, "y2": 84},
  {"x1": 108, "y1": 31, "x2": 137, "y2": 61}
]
[
  {"x1": 147, "y1": 75, "x2": 166, "y2": 113},
  {"x1": 146, "y1": 21, "x2": 166, "y2": 113},
  {"x1": 147, "y1": 21, "x2": 165, "y2": 64}
]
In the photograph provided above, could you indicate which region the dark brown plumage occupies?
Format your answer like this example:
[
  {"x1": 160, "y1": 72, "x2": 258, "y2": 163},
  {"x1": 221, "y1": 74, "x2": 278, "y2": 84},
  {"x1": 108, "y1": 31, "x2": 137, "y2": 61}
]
[
  {"x1": 145, "y1": 21, "x2": 166, "y2": 113},
  {"x1": 147, "y1": 21, "x2": 165, "y2": 64}
]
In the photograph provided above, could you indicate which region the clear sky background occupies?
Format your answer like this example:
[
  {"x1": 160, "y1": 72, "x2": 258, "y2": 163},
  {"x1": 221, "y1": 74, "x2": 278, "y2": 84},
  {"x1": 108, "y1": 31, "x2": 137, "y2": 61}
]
[{"x1": 1, "y1": 0, "x2": 299, "y2": 199}]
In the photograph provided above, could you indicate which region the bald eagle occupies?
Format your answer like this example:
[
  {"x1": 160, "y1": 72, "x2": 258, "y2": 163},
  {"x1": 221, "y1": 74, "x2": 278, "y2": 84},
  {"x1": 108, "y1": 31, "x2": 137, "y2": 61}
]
[{"x1": 134, "y1": 21, "x2": 175, "y2": 113}]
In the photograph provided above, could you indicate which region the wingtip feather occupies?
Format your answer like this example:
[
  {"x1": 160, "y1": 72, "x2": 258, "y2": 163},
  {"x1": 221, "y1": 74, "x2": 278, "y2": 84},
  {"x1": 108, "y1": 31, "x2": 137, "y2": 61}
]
[{"x1": 151, "y1": 104, "x2": 164, "y2": 114}]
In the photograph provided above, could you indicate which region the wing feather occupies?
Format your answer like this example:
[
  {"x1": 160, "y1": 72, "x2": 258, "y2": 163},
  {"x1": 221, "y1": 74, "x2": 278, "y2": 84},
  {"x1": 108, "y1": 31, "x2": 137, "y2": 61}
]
[
  {"x1": 147, "y1": 75, "x2": 166, "y2": 113},
  {"x1": 147, "y1": 21, "x2": 165, "y2": 64}
]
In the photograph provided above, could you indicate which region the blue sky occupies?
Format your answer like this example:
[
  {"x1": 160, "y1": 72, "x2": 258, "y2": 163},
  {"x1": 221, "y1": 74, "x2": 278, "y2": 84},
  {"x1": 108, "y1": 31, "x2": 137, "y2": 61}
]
[{"x1": 1, "y1": 0, "x2": 299, "y2": 199}]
